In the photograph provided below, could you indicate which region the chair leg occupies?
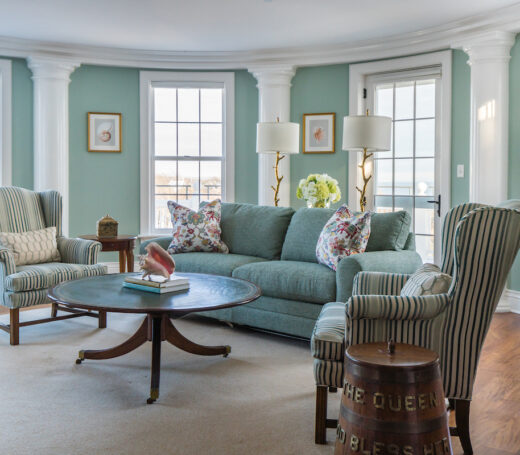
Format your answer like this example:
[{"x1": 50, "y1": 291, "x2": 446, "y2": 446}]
[
  {"x1": 315, "y1": 385, "x2": 328, "y2": 444},
  {"x1": 455, "y1": 399, "x2": 473, "y2": 455},
  {"x1": 51, "y1": 303, "x2": 58, "y2": 318},
  {"x1": 98, "y1": 310, "x2": 107, "y2": 329},
  {"x1": 10, "y1": 308, "x2": 19, "y2": 346}
]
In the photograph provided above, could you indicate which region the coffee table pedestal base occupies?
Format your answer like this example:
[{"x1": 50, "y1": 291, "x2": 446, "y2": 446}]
[{"x1": 76, "y1": 313, "x2": 231, "y2": 403}]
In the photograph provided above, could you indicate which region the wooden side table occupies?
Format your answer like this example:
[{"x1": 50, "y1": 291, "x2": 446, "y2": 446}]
[{"x1": 80, "y1": 235, "x2": 137, "y2": 273}]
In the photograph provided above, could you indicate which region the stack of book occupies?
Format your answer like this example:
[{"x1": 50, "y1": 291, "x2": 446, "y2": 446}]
[{"x1": 123, "y1": 275, "x2": 189, "y2": 294}]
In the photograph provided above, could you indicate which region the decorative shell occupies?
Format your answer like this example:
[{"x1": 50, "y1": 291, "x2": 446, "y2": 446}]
[
  {"x1": 140, "y1": 242, "x2": 175, "y2": 280},
  {"x1": 96, "y1": 214, "x2": 118, "y2": 238}
]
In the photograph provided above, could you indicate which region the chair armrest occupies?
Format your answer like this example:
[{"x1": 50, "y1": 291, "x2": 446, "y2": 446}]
[
  {"x1": 57, "y1": 237, "x2": 101, "y2": 265},
  {"x1": 352, "y1": 271, "x2": 411, "y2": 296},
  {"x1": 347, "y1": 294, "x2": 450, "y2": 320},
  {"x1": 0, "y1": 246, "x2": 16, "y2": 275},
  {"x1": 139, "y1": 236, "x2": 172, "y2": 254},
  {"x1": 336, "y1": 250, "x2": 423, "y2": 302}
]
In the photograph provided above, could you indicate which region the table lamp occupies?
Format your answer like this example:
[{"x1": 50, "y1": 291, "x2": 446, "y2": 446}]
[
  {"x1": 342, "y1": 111, "x2": 392, "y2": 211},
  {"x1": 256, "y1": 118, "x2": 300, "y2": 206}
]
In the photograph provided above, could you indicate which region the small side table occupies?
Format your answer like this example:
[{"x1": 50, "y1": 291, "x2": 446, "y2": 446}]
[{"x1": 80, "y1": 235, "x2": 137, "y2": 273}]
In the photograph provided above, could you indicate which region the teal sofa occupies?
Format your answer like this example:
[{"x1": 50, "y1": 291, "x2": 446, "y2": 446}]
[{"x1": 140, "y1": 203, "x2": 422, "y2": 339}]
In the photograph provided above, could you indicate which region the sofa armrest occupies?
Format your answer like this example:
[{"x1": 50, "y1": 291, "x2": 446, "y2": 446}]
[
  {"x1": 352, "y1": 271, "x2": 411, "y2": 296},
  {"x1": 57, "y1": 237, "x2": 101, "y2": 265},
  {"x1": 0, "y1": 246, "x2": 16, "y2": 276},
  {"x1": 336, "y1": 250, "x2": 423, "y2": 301},
  {"x1": 140, "y1": 236, "x2": 172, "y2": 254}
]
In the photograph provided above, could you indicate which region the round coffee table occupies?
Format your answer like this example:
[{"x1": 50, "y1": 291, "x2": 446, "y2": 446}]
[{"x1": 48, "y1": 273, "x2": 261, "y2": 403}]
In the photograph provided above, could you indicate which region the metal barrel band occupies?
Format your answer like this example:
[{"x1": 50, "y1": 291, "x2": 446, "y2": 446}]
[{"x1": 340, "y1": 404, "x2": 448, "y2": 435}]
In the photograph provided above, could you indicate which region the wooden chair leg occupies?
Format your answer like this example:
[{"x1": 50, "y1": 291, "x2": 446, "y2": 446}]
[
  {"x1": 455, "y1": 399, "x2": 473, "y2": 454},
  {"x1": 10, "y1": 308, "x2": 19, "y2": 346},
  {"x1": 51, "y1": 303, "x2": 58, "y2": 318},
  {"x1": 315, "y1": 385, "x2": 328, "y2": 444}
]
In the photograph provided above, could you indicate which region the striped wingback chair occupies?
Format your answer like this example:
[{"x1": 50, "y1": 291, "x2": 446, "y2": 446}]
[
  {"x1": 0, "y1": 187, "x2": 108, "y2": 345},
  {"x1": 345, "y1": 204, "x2": 520, "y2": 454}
]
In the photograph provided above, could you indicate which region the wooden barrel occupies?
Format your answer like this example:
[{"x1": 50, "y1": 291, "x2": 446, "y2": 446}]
[{"x1": 335, "y1": 342, "x2": 452, "y2": 455}]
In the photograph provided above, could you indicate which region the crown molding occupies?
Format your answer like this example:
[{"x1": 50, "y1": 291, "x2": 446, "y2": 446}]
[{"x1": 0, "y1": 3, "x2": 519, "y2": 70}]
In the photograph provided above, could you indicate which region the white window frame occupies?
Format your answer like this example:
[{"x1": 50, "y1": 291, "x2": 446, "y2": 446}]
[
  {"x1": 0, "y1": 59, "x2": 12, "y2": 186},
  {"x1": 139, "y1": 71, "x2": 235, "y2": 236},
  {"x1": 349, "y1": 51, "x2": 452, "y2": 262}
]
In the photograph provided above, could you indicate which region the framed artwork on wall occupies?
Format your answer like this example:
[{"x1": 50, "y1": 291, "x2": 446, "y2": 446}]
[
  {"x1": 88, "y1": 112, "x2": 122, "y2": 153},
  {"x1": 303, "y1": 112, "x2": 335, "y2": 154}
]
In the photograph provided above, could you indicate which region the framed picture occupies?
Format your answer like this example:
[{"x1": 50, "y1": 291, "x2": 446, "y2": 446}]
[
  {"x1": 88, "y1": 112, "x2": 122, "y2": 153},
  {"x1": 303, "y1": 112, "x2": 335, "y2": 154}
]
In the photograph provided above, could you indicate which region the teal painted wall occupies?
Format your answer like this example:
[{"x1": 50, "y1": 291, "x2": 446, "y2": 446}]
[
  {"x1": 11, "y1": 58, "x2": 33, "y2": 189},
  {"x1": 290, "y1": 64, "x2": 349, "y2": 208},
  {"x1": 451, "y1": 50, "x2": 470, "y2": 207},
  {"x1": 509, "y1": 35, "x2": 520, "y2": 291}
]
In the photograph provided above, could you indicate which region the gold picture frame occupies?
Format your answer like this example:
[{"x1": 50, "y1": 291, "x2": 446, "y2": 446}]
[
  {"x1": 88, "y1": 112, "x2": 122, "y2": 153},
  {"x1": 303, "y1": 112, "x2": 335, "y2": 154}
]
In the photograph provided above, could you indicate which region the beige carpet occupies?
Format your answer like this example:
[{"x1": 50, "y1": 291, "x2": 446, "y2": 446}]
[{"x1": 0, "y1": 308, "x2": 338, "y2": 455}]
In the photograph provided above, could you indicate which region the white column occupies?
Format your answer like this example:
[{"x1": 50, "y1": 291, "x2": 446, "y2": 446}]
[
  {"x1": 249, "y1": 65, "x2": 296, "y2": 207},
  {"x1": 461, "y1": 31, "x2": 515, "y2": 205},
  {"x1": 28, "y1": 56, "x2": 80, "y2": 236}
]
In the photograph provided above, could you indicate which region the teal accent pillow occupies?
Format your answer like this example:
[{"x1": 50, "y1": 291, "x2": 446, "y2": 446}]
[
  {"x1": 202, "y1": 202, "x2": 294, "y2": 260},
  {"x1": 365, "y1": 211, "x2": 412, "y2": 252},
  {"x1": 281, "y1": 208, "x2": 412, "y2": 263}
]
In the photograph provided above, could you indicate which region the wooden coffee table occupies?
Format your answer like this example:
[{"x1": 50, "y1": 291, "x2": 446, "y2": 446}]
[{"x1": 48, "y1": 273, "x2": 260, "y2": 403}]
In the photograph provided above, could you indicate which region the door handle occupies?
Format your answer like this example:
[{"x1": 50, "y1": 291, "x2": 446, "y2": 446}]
[{"x1": 427, "y1": 195, "x2": 441, "y2": 217}]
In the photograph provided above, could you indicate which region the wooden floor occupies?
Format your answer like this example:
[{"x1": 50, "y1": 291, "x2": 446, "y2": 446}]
[{"x1": 1, "y1": 307, "x2": 519, "y2": 454}]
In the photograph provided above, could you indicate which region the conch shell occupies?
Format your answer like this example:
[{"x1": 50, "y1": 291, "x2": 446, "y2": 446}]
[{"x1": 139, "y1": 242, "x2": 175, "y2": 280}]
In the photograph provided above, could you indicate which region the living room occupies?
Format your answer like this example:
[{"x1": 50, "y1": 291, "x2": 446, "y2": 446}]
[{"x1": 0, "y1": 1, "x2": 519, "y2": 454}]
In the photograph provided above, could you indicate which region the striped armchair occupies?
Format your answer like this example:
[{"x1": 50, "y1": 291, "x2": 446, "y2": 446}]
[
  {"x1": 312, "y1": 203, "x2": 520, "y2": 453},
  {"x1": 0, "y1": 187, "x2": 108, "y2": 345}
]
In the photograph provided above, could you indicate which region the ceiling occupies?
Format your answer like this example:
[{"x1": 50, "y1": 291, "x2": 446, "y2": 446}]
[{"x1": 0, "y1": 0, "x2": 518, "y2": 53}]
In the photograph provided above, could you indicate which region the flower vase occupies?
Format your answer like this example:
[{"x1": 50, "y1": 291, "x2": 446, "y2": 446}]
[{"x1": 307, "y1": 201, "x2": 331, "y2": 209}]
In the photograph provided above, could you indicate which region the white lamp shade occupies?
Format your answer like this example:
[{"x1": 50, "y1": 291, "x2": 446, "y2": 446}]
[
  {"x1": 342, "y1": 115, "x2": 392, "y2": 152},
  {"x1": 256, "y1": 122, "x2": 300, "y2": 155}
]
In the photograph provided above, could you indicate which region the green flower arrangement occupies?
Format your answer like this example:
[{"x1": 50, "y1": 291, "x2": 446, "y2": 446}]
[{"x1": 296, "y1": 174, "x2": 342, "y2": 208}]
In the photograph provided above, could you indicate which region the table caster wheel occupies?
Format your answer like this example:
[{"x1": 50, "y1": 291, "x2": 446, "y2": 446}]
[
  {"x1": 147, "y1": 398, "x2": 155, "y2": 404},
  {"x1": 223, "y1": 346, "x2": 231, "y2": 358},
  {"x1": 76, "y1": 358, "x2": 83, "y2": 364}
]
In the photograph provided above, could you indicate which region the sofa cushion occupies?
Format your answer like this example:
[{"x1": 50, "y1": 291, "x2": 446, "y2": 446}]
[
  {"x1": 217, "y1": 203, "x2": 295, "y2": 260},
  {"x1": 311, "y1": 302, "x2": 346, "y2": 361},
  {"x1": 232, "y1": 260, "x2": 336, "y2": 304},
  {"x1": 282, "y1": 208, "x2": 412, "y2": 263},
  {"x1": 365, "y1": 210, "x2": 412, "y2": 252},
  {"x1": 172, "y1": 252, "x2": 267, "y2": 277},
  {"x1": 0, "y1": 226, "x2": 61, "y2": 266},
  {"x1": 5, "y1": 262, "x2": 107, "y2": 292}
]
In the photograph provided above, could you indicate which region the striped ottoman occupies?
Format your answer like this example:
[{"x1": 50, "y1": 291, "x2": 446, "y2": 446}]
[{"x1": 310, "y1": 302, "x2": 346, "y2": 444}]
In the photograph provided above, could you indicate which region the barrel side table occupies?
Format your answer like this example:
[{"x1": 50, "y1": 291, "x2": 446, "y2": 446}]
[
  {"x1": 335, "y1": 342, "x2": 452, "y2": 455},
  {"x1": 79, "y1": 235, "x2": 137, "y2": 273}
]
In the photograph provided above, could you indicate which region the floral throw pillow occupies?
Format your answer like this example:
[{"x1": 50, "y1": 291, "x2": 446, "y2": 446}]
[
  {"x1": 316, "y1": 205, "x2": 372, "y2": 271},
  {"x1": 167, "y1": 199, "x2": 229, "y2": 254}
]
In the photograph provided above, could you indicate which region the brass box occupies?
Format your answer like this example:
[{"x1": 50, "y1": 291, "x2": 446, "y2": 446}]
[{"x1": 97, "y1": 214, "x2": 118, "y2": 238}]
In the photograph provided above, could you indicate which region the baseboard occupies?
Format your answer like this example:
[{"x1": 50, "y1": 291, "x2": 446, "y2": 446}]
[
  {"x1": 498, "y1": 289, "x2": 520, "y2": 314},
  {"x1": 101, "y1": 262, "x2": 140, "y2": 274}
]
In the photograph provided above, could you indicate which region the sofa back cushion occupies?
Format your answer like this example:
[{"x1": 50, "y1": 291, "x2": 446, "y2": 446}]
[
  {"x1": 281, "y1": 207, "x2": 412, "y2": 263},
  {"x1": 219, "y1": 202, "x2": 295, "y2": 260}
]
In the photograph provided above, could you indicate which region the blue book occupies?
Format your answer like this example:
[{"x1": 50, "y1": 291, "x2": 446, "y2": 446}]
[{"x1": 123, "y1": 282, "x2": 189, "y2": 294}]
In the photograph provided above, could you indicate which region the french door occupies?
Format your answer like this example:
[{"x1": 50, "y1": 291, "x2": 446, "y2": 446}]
[{"x1": 366, "y1": 69, "x2": 446, "y2": 263}]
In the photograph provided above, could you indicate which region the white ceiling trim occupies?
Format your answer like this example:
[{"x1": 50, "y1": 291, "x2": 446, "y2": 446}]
[{"x1": 0, "y1": 3, "x2": 519, "y2": 70}]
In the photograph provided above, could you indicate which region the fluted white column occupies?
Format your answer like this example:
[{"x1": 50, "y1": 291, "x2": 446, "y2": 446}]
[
  {"x1": 249, "y1": 65, "x2": 296, "y2": 207},
  {"x1": 460, "y1": 31, "x2": 515, "y2": 205},
  {"x1": 28, "y1": 57, "x2": 80, "y2": 236}
]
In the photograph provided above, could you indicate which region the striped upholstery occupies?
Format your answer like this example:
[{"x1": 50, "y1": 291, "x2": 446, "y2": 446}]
[
  {"x1": 5, "y1": 262, "x2": 107, "y2": 292},
  {"x1": 311, "y1": 302, "x2": 346, "y2": 361},
  {"x1": 0, "y1": 186, "x2": 105, "y2": 309},
  {"x1": 313, "y1": 359, "x2": 344, "y2": 388},
  {"x1": 345, "y1": 205, "x2": 520, "y2": 400},
  {"x1": 352, "y1": 271, "x2": 410, "y2": 296}
]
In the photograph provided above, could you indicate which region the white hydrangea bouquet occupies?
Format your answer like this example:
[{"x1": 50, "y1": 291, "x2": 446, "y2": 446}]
[{"x1": 296, "y1": 173, "x2": 342, "y2": 208}]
